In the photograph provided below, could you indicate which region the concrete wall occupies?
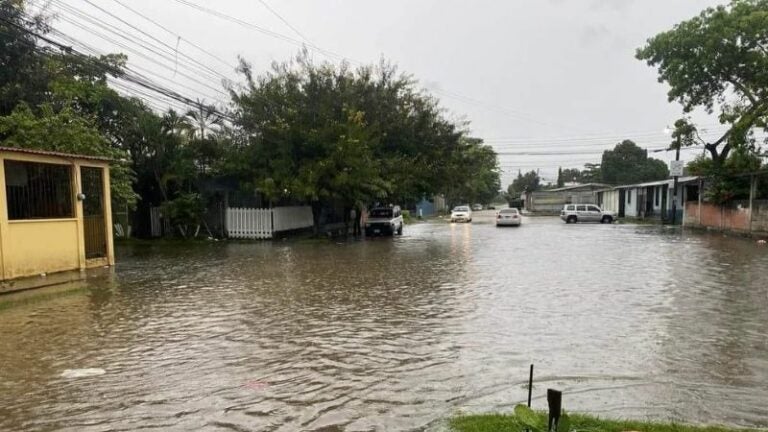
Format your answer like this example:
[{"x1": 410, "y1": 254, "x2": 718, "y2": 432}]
[
  {"x1": 684, "y1": 200, "x2": 766, "y2": 235},
  {"x1": 0, "y1": 151, "x2": 114, "y2": 284},
  {"x1": 600, "y1": 190, "x2": 620, "y2": 214},
  {"x1": 3, "y1": 220, "x2": 81, "y2": 279},
  {"x1": 530, "y1": 190, "x2": 598, "y2": 213}
]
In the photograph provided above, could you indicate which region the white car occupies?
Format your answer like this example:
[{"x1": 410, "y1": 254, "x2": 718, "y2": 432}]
[
  {"x1": 450, "y1": 206, "x2": 472, "y2": 223},
  {"x1": 496, "y1": 208, "x2": 522, "y2": 226},
  {"x1": 560, "y1": 204, "x2": 615, "y2": 224}
]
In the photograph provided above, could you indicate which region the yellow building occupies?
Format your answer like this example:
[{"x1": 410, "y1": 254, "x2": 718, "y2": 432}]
[{"x1": 0, "y1": 147, "x2": 114, "y2": 289}]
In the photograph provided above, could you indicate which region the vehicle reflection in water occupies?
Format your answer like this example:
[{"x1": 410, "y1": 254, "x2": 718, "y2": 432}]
[{"x1": 0, "y1": 217, "x2": 767, "y2": 431}]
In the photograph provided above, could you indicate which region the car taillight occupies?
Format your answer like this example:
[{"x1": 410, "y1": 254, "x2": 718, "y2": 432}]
[{"x1": 512, "y1": 215, "x2": 518, "y2": 218}]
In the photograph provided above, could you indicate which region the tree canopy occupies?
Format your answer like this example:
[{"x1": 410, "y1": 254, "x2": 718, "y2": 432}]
[
  {"x1": 637, "y1": 0, "x2": 768, "y2": 165},
  {"x1": 1, "y1": 3, "x2": 500, "y2": 236},
  {"x1": 229, "y1": 53, "x2": 500, "y2": 223},
  {"x1": 600, "y1": 140, "x2": 669, "y2": 185}
]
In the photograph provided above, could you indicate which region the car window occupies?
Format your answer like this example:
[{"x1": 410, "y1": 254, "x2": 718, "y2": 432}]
[
  {"x1": 369, "y1": 209, "x2": 393, "y2": 218},
  {"x1": 454, "y1": 206, "x2": 469, "y2": 212},
  {"x1": 565, "y1": 205, "x2": 575, "y2": 211},
  {"x1": 500, "y1": 209, "x2": 518, "y2": 214},
  {"x1": 576, "y1": 205, "x2": 587, "y2": 211},
  {"x1": 588, "y1": 206, "x2": 601, "y2": 212}
]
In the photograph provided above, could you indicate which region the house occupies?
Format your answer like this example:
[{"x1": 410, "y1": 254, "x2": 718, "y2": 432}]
[
  {"x1": 0, "y1": 147, "x2": 114, "y2": 291},
  {"x1": 526, "y1": 183, "x2": 611, "y2": 213},
  {"x1": 613, "y1": 176, "x2": 700, "y2": 221}
]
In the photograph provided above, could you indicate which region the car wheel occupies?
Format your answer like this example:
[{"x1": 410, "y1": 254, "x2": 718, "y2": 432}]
[
  {"x1": 397, "y1": 224, "x2": 403, "y2": 235},
  {"x1": 601, "y1": 215, "x2": 613, "y2": 224},
  {"x1": 567, "y1": 216, "x2": 577, "y2": 224}
]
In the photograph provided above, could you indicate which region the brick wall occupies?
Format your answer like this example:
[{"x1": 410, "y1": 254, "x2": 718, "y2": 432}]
[{"x1": 685, "y1": 200, "x2": 768, "y2": 235}]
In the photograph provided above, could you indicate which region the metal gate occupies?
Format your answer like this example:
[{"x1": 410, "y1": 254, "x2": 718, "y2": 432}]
[{"x1": 81, "y1": 167, "x2": 107, "y2": 259}]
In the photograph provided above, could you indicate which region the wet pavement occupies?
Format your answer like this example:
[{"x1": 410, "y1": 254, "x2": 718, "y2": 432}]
[{"x1": 1, "y1": 214, "x2": 767, "y2": 431}]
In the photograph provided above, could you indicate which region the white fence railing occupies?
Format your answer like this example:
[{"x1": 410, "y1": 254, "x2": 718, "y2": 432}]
[{"x1": 226, "y1": 206, "x2": 313, "y2": 239}]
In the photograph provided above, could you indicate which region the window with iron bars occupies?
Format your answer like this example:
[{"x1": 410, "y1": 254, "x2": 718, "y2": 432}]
[{"x1": 4, "y1": 160, "x2": 74, "y2": 220}]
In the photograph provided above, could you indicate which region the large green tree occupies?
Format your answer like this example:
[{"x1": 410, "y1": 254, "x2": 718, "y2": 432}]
[
  {"x1": 230, "y1": 52, "x2": 499, "y2": 230},
  {"x1": 600, "y1": 140, "x2": 669, "y2": 184},
  {"x1": 637, "y1": 0, "x2": 768, "y2": 165}
]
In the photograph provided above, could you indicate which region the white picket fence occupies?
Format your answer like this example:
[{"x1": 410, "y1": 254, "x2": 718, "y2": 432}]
[{"x1": 226, "y1": 206, "x2": 313, "y2": 239}]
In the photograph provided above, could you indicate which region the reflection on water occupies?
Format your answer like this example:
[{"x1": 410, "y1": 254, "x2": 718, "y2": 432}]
[{"x1": 1, "y1": 218, "x2": 767, "y2": 431}]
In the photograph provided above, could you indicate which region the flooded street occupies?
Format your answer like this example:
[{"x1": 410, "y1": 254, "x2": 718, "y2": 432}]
[{"x1": 2, "y1": 215, "x2": 768, "y2": 431}]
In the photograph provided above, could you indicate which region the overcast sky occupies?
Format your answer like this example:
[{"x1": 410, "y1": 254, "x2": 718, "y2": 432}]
[{"x1": 39, "y1": 0, "x2": 729, "y2": 185}]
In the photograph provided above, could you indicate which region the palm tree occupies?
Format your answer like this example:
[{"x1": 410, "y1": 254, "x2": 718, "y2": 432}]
[
  {"x1": 161, "y1": 109, "x2": 193, "y2": 138},
  {"x1": 185, "y1": 100, "x2": 223, "y2": 140}
]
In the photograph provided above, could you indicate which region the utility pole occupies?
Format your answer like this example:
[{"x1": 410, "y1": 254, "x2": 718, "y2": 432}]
[{"x1": 671, "y1": 136, "x2": 681, "y2": 225}]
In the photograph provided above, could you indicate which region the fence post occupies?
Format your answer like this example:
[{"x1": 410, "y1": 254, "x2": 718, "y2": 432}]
[
  {"x1": 698, "y1": 178, "x2": 703, "y2": 226},
  {"x1": 749, "y1": 174, "x2": 756, "y2": 234}
]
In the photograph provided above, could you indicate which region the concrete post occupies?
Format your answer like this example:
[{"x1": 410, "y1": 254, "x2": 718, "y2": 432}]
[
  {"x1": 749, "y1": 174, "x2": 756, "y2": 234},
  {"x1": 698, "y1": 178, "x2": 703, "y2": 226}
]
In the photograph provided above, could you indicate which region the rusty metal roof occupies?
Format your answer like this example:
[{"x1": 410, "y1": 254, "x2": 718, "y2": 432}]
[{"x1": 0, "y1": 146, "x2": 112, "y2": 162}]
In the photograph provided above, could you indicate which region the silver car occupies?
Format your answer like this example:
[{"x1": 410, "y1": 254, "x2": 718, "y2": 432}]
[
  {"x1": 496, "y1": 208, "x2": 522, "y2": 226},
  {"x1": 560, "y1": 204, "x2": 615, "y2": 224}
]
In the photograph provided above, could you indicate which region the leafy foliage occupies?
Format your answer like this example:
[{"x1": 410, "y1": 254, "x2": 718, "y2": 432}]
[
  {"x1": 637, "y1": 0, "x2": 768, "y2": 164},
  {"x1": 229, "y1": 53, "x2": 500, "y2": 227},
  {"x1": 687, "y1": 148, "x2": 763, "y2": 203},
  {"x1": 0, "y1": 104, "x2": 137, "y2": 207},
  {"x1": 600, "y1": 140, "x2": 669, "y2": 185}
]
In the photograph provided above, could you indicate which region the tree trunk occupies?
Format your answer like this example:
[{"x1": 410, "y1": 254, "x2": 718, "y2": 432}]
[{"x1": 311, "y1": 201, "x2": 323, "y2": 237}]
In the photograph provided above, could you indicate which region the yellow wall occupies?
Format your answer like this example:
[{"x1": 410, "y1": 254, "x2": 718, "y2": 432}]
[
  {"x1": 0, "y1": 151, "x2": 113, "y2": 283},
  {"x1": 3, "y1": 220, "x2": 81, "y2": 279}
]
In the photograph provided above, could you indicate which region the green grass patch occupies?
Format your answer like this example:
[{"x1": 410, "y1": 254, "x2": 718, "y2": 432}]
[{"x1": 450, "y1": 411, "x2": 757, "y2": 432}]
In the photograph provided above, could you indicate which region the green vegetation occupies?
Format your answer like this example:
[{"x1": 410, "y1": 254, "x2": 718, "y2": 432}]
[
  {"x1": 554, "y1": 140, "x2": 668, "y2": 189},
  {"x1": 636, "y1": 0, "x2": 767, "y2": 191},
  {"x1": 600, "y1": 140, "x2": 669, "y2": 185},
  {"x1": 229, "y1": 53, "x2": 500, "y2": 231},
  {"x1": 450, "y1": 408, "x2": 756, "y2": 432},
  {"x1": 1, "y1": 1, "x2": 500, "y2": 237}
]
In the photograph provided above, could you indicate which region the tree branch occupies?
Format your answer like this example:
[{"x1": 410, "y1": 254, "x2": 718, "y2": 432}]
[{"x1": 729, "y1": 77, "x2": 758, "y2": 107}]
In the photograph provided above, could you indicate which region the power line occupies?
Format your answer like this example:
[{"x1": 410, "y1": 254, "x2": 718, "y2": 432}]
[
  {"x1": 110, "y1": 0, "x2": 238, "y2": 71},
  {"x1": 166, "y1": 0, "x2": 594, "y2": 134},
  {"x1": 40, "y1": 4, "x2": 230, "y2": 103},
  {"x1": 1, "y1": 14, "x2": 236, "y2": 120},
  {"x1": 46, "y1": 0, "x2": 230, "y2": 87},
  {"x1": 256, "y1": 0, "x2": 314, "y2": 45},
  {"x1": 75, "y1": 0, "x2": 233, "y2": 81}
]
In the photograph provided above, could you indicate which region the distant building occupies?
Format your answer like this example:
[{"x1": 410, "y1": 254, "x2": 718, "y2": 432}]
[
  {"x1": 526, "y1": 183, "x2": 611, "y2": 213},
  {"x1": 0, "y1": 147, "x2": 114, "y2": 291},
  {"x1": 414, "y1": 195, "x2": 447, "y2": 217}
]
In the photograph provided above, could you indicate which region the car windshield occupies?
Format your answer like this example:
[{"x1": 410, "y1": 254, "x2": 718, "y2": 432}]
[
  {"x1": 369, "y1": 209, "x2": 392, "y2": 218},
  {"x1": 453, "y1": 206, "x2": 469, "y2": 212},
  {"x1": 500, "y1": 209, "x2": 519, "y2": 214}
]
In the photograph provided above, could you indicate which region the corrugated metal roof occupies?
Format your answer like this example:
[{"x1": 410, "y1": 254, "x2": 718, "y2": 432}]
[
  {"x1": 0, "y1": 146, "x2": 112, "y2": 161},
  {"x1": 546, "y1": 183, "x2": 611, "y2": 192},
  {"x1": 613, "y1": 176, "x2": 699, "y2": 189}
]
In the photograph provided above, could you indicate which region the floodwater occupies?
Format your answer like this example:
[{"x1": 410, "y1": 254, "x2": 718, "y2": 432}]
[{"x1": 1, "y1": 214, "x2": 768, "y2": 431}]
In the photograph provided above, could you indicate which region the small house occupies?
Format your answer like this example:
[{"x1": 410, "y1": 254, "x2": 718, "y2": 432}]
[
  {"x1": 0, "y1": 147, "x2": 114, "y2": 289},
  {"x1": 613, "y1": 176, "x2": 699, "y2": 221},
  {"x1": 414, "y1": 195, "x2": 447, "y2": 217}
]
